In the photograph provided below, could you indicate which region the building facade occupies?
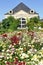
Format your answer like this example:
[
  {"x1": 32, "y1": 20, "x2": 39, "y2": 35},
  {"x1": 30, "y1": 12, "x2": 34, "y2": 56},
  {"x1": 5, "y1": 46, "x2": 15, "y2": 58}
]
[{"x1": 5, "y1": 2, "x2": 39, "y2": 29}]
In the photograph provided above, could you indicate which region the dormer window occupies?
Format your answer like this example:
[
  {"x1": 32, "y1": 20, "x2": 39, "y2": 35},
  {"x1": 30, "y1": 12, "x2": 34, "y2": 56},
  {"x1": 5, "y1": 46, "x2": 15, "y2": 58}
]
[
  {"x1": 10, "y1": 11, "x2": 12, "y2": 13},
  {"x1": 9, "y1": 10, "x2": 13, "y2": 14},
  {"x1": 30, "y1": 10, "x2": 34, "y2": 14}
]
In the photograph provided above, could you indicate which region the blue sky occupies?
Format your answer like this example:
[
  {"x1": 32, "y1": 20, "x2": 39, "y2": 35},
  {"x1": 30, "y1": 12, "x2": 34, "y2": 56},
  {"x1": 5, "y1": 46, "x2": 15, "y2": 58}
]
[{"x1": 0, "y1": 0, "x2": 43, "y2": 21}]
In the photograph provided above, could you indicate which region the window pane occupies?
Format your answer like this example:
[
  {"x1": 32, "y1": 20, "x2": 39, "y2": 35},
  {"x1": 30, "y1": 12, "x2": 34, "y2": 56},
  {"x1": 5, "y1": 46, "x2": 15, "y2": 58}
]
[
  {"x1": 22, "y1": 25, "x2": 26, "y2": 27},
  {"x1": 22, "y1": 18, "x2": 25, "y2": 20},
  {"x1": 18, "y1": 25, "x2": 21, "y2": 27},
  {"x1": 22, "y1": 21, "x2": 26, "y2": 24}
]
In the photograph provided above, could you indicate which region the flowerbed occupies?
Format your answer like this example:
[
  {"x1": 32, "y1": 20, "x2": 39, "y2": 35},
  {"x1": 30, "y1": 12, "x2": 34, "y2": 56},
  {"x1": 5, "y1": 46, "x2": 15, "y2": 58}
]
[{"x1": 0, "y1": 31, "x2": 43, "y2": 65}]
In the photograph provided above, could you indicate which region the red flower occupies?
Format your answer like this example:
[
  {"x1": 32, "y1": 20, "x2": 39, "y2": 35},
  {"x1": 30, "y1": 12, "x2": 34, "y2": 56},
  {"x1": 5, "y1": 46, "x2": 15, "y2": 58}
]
[
  {"x1": 2, "y1": 33, "x2": 7, "y2": 38},
  {"x1": 6, "y1": 61, "x2": 10, "y2": 65},
  {"x1": 18, "y1": 61, "x2": 25, "y2": 65},
  {"x1": 18, "y1": 62, "x2": 22, "y2": 65},
  {"x1": 22, "y1": 61, "x2": 25, "y2": 65},
  {"x1": 12, "y1": 58, "x2": 26, "y2": 65},
  {"x1": 10, "y1": 35, "x2": 19, "y2": 45},
  {"x1": 15, "y1": 58, "x2": 18, "y2": 62},
  {"x1": 13, "y1": 58, "x2": 19, "y2": 64}
]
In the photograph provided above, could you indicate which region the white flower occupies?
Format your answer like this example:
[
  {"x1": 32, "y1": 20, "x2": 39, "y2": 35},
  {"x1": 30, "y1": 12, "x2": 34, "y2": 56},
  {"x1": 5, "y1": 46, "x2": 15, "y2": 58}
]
[
  {"x1": 6, "y1": 49, "x2": 10, "y2": 52},
  {"x1": 9, "y1": 45, "x2": 12, "y2": 48},
  {"x1": 19, "y1": 41, "x2": 21, "y2": 44},
  {"x1": 24, "y1": 44, "x2": 26, "y2": 46},
  {"x1": 19, "y1": 47, "x2": 23, "y2": 51},
  {"x1": 5, "y1": 61, "x2": 7, "y2": 63},
  {"x1": 2, "y1": 49, "x2": 5, "y2": 52},
  {"x1": 31, "y1": 54, "x2": 33, "y2": 56},
  {"x1": 38, "y1": 60, "x2": 43, "y2": 65},
  {"x1": 7, "y1": 53, "x2": 9, "y2": 56},
  {"x1": 31, "y1": 39, "x2": 35, "y2": 44},
  {"x1": 28, "y1": 45, "x2": 31, "y2": 47},
  {"x1": 27, "y1": 51, "x2": 31, "y2": 54},
  {"x1": 0, "y1": 55, "x2": 4, "y2": 58},
  {"x1": 42, "y1": 47, "x2": 43, "y2": 50},
  {"x1": 12, "y1": 46, "x2": 14, "y2": 48},
  {"x1": 34, "y1": 49, "x2": 37, "y2": 52},
  {"x1": 31, "y1": 55, "x2": 38, "y2": 61},
  {"x1": 38, "y1": 55, "x2": 41, "y2": 58},
  {"x1": 35, "y1": 64, "x2": 38, "y2": 65},
  {"x1": 10, "y1": 56, "x2": 12, "y2": 59},
  {"x1": 20, "y1": 53, "x2": 29, "y2": 59},
  {"x1": 7, "y1": 57, "x2": 9, "y2": 59},
  {"x1": 38, "y1": 27, "x2": 41, "y2": 29},
  {"x1": 22, "y1": 38, "x2": 25, "y2": 41}
]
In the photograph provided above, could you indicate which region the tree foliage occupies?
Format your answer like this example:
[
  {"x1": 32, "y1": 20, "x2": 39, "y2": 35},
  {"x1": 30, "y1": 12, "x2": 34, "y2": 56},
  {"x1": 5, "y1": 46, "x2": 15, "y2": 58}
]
[
  {"x1": 40, "y1": 22, "x2": 43, "y2": 28},
  {"x1": 0, "y1": 16, "x2": 20, "y2": 33},
  {"x1": 27, "y1": 17, "x2": 40, "y2": 31}
]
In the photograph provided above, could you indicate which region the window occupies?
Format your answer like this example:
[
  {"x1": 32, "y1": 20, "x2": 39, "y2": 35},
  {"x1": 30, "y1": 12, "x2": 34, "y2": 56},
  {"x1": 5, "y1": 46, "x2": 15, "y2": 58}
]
[
  {"x1": 22, "y1": 21, "x2": 26, "y2": 24},
  {"x1": 18, "y1": 18, "x2": 26, "y2": 28},
  {"x1": 22, "y1": 24, "x2": 26, "y2": 28},
  {"x1": 22, "y1": 18, "x2": 25, "y2": 20},
  {"x1": 30, "y1": 10, "x2": 34, "y2": 14},
  {"x1": 9, "y1": 11, "x2": 13, "y2": 14},
  {"x1": 10, "y1": 11, "x2": 12, "y2": 13}
]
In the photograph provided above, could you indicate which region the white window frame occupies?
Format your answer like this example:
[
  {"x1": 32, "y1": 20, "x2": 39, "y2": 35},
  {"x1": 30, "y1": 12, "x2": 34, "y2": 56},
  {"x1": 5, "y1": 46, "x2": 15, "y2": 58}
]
[{"x1": 20, "y1": 18, "x2": 26, "y2": 28}]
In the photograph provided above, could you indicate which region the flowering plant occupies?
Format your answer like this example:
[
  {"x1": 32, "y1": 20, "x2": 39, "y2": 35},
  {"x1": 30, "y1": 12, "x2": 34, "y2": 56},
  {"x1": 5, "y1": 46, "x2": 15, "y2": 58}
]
[
  {"x1": 0, "y1": 31, "x2": 43, "y2": 65},
  {"x1": 10, "y1": 35, "x2": 19, "y2": 45}
]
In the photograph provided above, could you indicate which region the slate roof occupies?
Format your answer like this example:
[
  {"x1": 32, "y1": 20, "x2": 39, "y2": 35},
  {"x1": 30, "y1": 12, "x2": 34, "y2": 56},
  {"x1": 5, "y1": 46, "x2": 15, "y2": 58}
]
[{"x1": 5, "y1": 2, "x2": 38, "y2": 15}]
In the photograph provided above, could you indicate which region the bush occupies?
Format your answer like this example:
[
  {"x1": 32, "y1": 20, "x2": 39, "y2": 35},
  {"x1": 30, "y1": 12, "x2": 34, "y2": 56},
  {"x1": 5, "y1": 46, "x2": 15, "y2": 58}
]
[{"x1": 0, "y1": 16, "x2": 20, "y2": 34}]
